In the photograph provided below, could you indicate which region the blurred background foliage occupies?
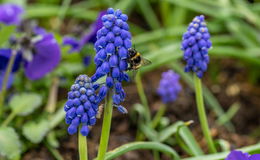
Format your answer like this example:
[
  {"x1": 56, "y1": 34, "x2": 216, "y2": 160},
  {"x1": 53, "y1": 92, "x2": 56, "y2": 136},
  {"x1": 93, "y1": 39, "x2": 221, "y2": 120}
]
[{"x1": 0, "y1": 0, "x2": 260, "y2": 159}]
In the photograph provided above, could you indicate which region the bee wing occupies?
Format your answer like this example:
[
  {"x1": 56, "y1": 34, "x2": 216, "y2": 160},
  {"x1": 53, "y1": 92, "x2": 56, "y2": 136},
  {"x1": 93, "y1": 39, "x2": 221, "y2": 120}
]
[{"x1": 140, "y1": 57, "x2": 152, "y2": 66}]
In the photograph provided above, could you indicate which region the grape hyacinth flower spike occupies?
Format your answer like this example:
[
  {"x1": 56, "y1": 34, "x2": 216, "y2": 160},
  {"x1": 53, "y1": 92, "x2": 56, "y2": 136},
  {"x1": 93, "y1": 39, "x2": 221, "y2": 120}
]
[
  {"x1": 181, "y1": 15, "x2": 211, "y2": 78},
  {"x1": 64, "y1": 74, "x2": 100, "y2": 136},
  {"x1": 157, "y1": 70, "x2": 181, "y2": 104},
  {"x1": 181, "y1": 15, "x2": 216, "y2": 153},
  {"x1": 92, "y1": 8, "x2": 131, "y2": 114},
  {"x1": 93, "y1": 8, "x2": 132, "y2": 160}
]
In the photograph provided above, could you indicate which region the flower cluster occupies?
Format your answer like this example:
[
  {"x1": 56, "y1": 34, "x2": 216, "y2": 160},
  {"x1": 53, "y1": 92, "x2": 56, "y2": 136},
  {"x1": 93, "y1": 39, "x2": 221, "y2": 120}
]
[
  {"x1": 225, "y1": 150, "x2": 260, "y2": 160},
  {"x1": 0, "y1": 28, "x2": 61, "y2": 82},
  {"x1": 64, "y1": 75, "x2": 100, "y2": 136},
  {"x1": 157, "y1": 70, "x2": 182, "y2": 104},
  {"x1": 181, "y1": 15, "x2": 211, "y2": 78},
  {"x1": 91, "y1": 8, "x2": 132, "y2": 113},
  {"x1": 0, "y1": 3, "x2": 23, "y2": 25},
  {"x1": 0, "y1": 3, "x2": 61, "y2": 89}
]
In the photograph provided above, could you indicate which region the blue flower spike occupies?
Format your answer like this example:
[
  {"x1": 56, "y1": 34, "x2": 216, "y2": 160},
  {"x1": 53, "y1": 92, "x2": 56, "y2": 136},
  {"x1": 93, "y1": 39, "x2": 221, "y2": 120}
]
[
  {"x1": 64, "y1": 74, "x2": 100, "y2": 136},
  {"x1": 91, "y1": 8, "x2": 131, "y2": 113},
  {"x1": 157, "y1": 70, "x2": 182, "y2": 104},
  {"x1": 181, "y1": 15, "x2": 211, "y2": 78}
]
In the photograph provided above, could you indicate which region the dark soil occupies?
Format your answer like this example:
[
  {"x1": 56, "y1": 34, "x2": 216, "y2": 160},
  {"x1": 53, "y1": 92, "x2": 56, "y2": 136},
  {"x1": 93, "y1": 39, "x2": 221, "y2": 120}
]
[{"x1": 22, "y1": 59, "x2": 260, "y2": 160}]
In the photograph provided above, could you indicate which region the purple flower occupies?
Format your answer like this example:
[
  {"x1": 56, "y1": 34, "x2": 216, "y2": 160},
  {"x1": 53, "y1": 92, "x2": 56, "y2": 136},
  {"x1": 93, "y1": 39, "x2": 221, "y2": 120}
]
[
  {"x1": 0, "y1": 4, "x2": 23, "y2": 25},
  {"x1": 64, "y1": 74, "x2": 100, "y2": 136},
  {"x1": 24, "y1": 33, "x2": 61, "y2": 80},
  {"x1": 62, "y1": 11, "x2": 106, "y2": 53},
  {"x1": 181, "y1": 15, "x2": 211, "y2": 78},
  {"x1": 0, "y1": 30, "x2": 61, "y2": 85},
  {"x1": 157, "y1": 70, "x2": 181, "y2": 104},
  {"x1": 62, "y1": 36, "x2": 80, "y2": 53},
  {"x1": 91, "y1": 8, "x2": 131, "y2": 113},
  {"x1": 79, "y1": 11, "x2": 106, "y2": 46},
  {"x1": 0, "y1": 48, "x2": 22, "y2": 72},
  {"x1": 33, "y1": 26, "x2": 46, "y2": 35},
  {"x1": 225, "y1": 150, "x2": 260, "y2": 160}
]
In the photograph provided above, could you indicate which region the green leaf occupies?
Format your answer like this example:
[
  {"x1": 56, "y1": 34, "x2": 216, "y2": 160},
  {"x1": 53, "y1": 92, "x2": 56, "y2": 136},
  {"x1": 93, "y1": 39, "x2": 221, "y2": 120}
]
[
  {"x1": 9, "y1": 93, "x2": 42, "y2": 116},
  {"x1": 139, "y1": 123, "x2": 158, "y2": 141},
  {"x1": 177, "y1": 125, "x2": 204, "y2": 156},
  {"x1": 46, "y1": 132, "x2": 59, "y2": 148},
  {"x1": 130, "y1": 103, "x2": 151, "y2": 126},
  {"x1": 183, "y1": 143, "x2": 260, "y2": 160},
  {"x1": 158, "y1": 121, "x2": 184, "y2": 142},
  {"x1": 136, "y1": 0, "x2": 160, "y2": 29},
  {"x1": 22, "y1": 106, "x2": 65, "y2": 144},
  {"x1": 54, "y1": 62, "x2": 85, "y2": 76},
  {"x1": 114, "y1": 0, "x2": 136, "y2": 14},
  {"x1": 103, "y1": 142, "x2": 180, "y2": 160},
  {"x1": 140, "y1": 44, "x2": 182, "y2": 74},
  {"x1": 0, "y1": 127, "x2": 21, "y2": 159},
  {"x1": 25, "y1": 5, "x2": 98, "y2": 20},
  {"x1": 217, "y1": 103, "x2": 240, "y2": 126},
  {"x1": 215, "y1": 139, "x2": 230, "y2": 152},
  {"x1": 3, "y1": 0, "x2": 26, "y2": 7},
  {"x1": 165, "y1": 0, "x2": 221, "y2": 18},
  {"x1": 0, "y1": 25, "x2": 16, "y2": 47},
  {"x1": 22, "y1": 119, "x2": 49, "y2": 143}
]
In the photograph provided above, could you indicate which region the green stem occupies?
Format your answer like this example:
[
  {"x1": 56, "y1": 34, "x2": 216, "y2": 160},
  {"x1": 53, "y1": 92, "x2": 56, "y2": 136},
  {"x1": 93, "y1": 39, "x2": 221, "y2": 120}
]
[
  {"x1": 45, "y1": 77, "x2": 59, "y2": 113},
  {"x1": 78, "y1": 129, "x2": 88, "y2": 160},
  {"x1": 0, "y1": 50, "x2": 17, "y2": 117},
  {"x1": 1, "y1": 111, "x2": 16, "y2": 127},
  {"x1": 45, "y1": 141, "x2": 64, "y2": 160},
  {"x1": 97, "y1": 91, "x2": 113, "y2": 160},
  {"x1": 153, "y1": 150, "x2": 160, "y2": 160},
  {"x1": 135, "y1": 72, "x2": 151, "y2": 141},
  {"x1": 193, "y1": 74, "x2": 217, "y2": 153},
  {"x1": 135, "y1": 72, "x2": 150, "y2": 122},
  {"x1": 151, "y1": 104, "x2": 166, "y2": 128}
]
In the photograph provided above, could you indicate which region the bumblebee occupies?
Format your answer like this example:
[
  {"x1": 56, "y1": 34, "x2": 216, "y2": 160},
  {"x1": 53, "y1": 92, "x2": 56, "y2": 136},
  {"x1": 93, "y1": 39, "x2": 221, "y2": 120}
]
[{"x1": 127, "y1": 48, "x2": 151, "y2": 70}]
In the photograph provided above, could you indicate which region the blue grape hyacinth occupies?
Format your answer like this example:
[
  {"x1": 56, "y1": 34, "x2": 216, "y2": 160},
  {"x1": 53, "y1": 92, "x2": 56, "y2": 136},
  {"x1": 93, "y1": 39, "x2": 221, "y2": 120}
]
[
  {"x1": 157, "y1": 70, "x2": 182, "y2": 104},
  {"x1": 91, "y1": 8, "x2": 131, "y2": 114},
  {"x1": 181, "y1": 15, "x2": 211, "y2": 78},
  {"x1": 64, "y1": 75, "x2": 100, "y2": 136}
]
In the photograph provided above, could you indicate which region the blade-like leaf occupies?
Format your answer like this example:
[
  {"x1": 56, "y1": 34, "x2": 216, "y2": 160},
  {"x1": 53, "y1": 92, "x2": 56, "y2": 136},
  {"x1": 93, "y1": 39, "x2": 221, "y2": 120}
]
[
  {"x1": 158, "y1": 121, "x2": 184, "y2": 142},
  {"x1": 177, "y1": 125, "x2": 204, "y2": 156},
  {"x1": 136, "y1": 0, "x2": 160, "y2": 29},
  {"x1": 103, "y1": 142, "x2": 180, "y2": 160}
]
